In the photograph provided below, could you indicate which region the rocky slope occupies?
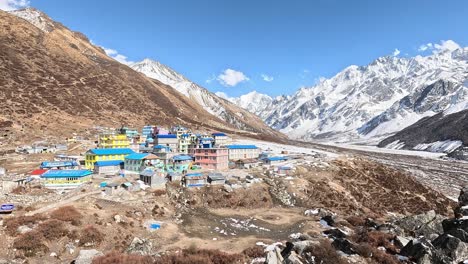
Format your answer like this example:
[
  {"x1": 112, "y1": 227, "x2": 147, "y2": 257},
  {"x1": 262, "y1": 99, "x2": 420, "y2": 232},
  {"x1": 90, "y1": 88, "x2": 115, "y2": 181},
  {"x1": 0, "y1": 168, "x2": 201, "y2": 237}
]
[
  {"x1": 378, "y1": 109, "x2": 468, "y2": 153},
  {"x1": 232, "y1": 47, "x2": 468, "y2": 144},
  {"x1": 0, "y1": 8, "x2": 283, "y2": 143},
  {"x1": 215, "y1": 91, "x2": 274, "y2": 117}
]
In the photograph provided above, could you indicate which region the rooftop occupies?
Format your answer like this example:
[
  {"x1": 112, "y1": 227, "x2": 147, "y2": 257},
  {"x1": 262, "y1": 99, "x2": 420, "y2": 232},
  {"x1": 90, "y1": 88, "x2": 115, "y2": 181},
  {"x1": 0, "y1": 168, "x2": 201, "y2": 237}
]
[
  {"x1": 226, "y1": 145, "x2": 258, "y2": 149},
  {"x1": 125, "y1": 153, "x2": 150, "y2": 160},
  {"x1": 212, "y1": 132, "x2": 227, "y2": 137},
  {"x1": 157, "y1": 134, "x2": 177, "y2": 139},
  {"x1": 42, "y1": 170, "x2": 92, "y2": 178},
  {"x1": 89, "y1": 148, "x2": 134, "y2": 156},
  {"x1": 173, "y1": 155, "x2": 193, "y2": 161},
  {"x1": 95, "y1": 160, "x2": 124, "y2": 167},
  {"x1": 40, "y1": 161, "x2": 79, "y2": 168}
]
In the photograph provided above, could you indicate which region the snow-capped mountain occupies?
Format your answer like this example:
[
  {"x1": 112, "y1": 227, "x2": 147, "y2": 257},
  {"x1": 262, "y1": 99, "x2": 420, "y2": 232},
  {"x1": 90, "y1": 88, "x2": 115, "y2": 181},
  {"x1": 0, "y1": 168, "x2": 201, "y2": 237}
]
[
  {"x1": 233, "y1": 46, "x2": 468, "y2": 142},
  {"x1": 9, "y1": 7, "x2": 56, "y2": 32},
  {"x1": 130, "y1": 59, "x2": 282, "y2": 136},
  {"x1": 216, "y1": 91, "x2": 273, "y2": 116}
]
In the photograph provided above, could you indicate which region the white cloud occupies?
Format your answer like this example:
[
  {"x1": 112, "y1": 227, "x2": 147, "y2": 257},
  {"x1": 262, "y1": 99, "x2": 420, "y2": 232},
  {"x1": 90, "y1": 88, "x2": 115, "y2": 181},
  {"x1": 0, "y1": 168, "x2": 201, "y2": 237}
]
[
  {"x1": 205, "y1": 74, "x2": 216, "y2": 84},
  {"x1": 392, "y1": 48, "x2": 401, "y2": 56},
  {"x1": 434, "y1": 40, "x2": 460, "y2": 52},
  {"x1": 0, "y1": 0, "x2": 29, "y2": 11},
  {"x1": 300, "y1": 69, "x2": 310, "y2": 79},
  {"x1": 261, "y1": 74, "x2": 274, "y2": 82},
  {"x1": 418, "y1": 40, "x2": 460, "y2": 53},
  {"x1": 217, "y1": 69, "x2": 249, "y2": 87},
  {"x1": 103, "y1": 47, "x2": 134, "y2": 65}
]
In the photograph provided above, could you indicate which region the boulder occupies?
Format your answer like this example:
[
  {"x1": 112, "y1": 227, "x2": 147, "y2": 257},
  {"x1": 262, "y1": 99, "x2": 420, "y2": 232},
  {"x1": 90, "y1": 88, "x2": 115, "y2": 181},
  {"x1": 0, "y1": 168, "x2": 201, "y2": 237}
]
[
  {"x1": 396, "y1": 210, "x2": 444, "y2": 237},
  {"x1": 323, "y1": 229, "x2": 346, "y2": 239},
  {"x1": 17, "y1": 225, "x2": 32, "y2": 234},
  {"x1": 127, "y1": 237, "x2": 152, "y2": 255},
  {"x1": 446, "y1": 228, "x2": 468, "y2": 243},
  {"x1": 400, "y1": 238, "x2": 451, "y2": 264},
  {"x1": 265, "y1": 246, "x2": 284, "y2": 264},
  {"x1": 320, "y1": 215, "x2": 334, "y2": 227},
  {"x1": 458, "y1": 187, "x2": 468, "y2": 206},
  {"x1": 442, "y1": 218, "x2": 468, "y2": 233},
  {"x1": 395, "y1": 236, "x2": 411, "y2": 248},
  {"x1": 332, "y1": 238, "x2": 355, "y2": 255},
  {"x1": 75, "y1": 249, "x2": 103, "y2": 264},
  {"x1": 292, "y1": 240, "x2": 319, "y2": 255},
  {"x1": 432, "y1": 233, "x2": 468, "y2": 263}
]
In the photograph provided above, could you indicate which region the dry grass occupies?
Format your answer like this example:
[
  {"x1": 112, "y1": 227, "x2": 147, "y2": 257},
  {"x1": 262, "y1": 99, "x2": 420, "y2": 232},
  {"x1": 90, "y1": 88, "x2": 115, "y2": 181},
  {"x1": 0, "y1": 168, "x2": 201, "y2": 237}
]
[
  {"x1": 201, "y1": 185, "x2": 273, "y2": 209},
  {"x1": 92, "y1": 252, "x2": 153, "y2": 264},
  {"x1": 4, "y1": 214, "x2": 47, "y2": 236},
  {"x1": 302, "y1": 239, "x2": 348, "y2": 264},
  {"x1": 36, "y1": 219, "x2": 68, "y2": 240},
  {"x1": 346, "y1": 215, "x2": 367, "y2": 227},
  {"x1": 50, "y1": 205, "x2": 82, "y2": 225},
  {"x1": 11, "y1": 186, "x2": 27, "y2": 194},
  {"x1": 13, "y1": 230, "x2": 48, "y2": 257},
  {"x1": 155, "y1": 247, "x2": 246, "y2": 264},
  {"x1": 79, "y1": 225, "x2": 104, "y2": 246},
  {"x1": 351, "y1": 229, "x2": 400, "y2": 264},
  {"x1": 242, "y1": 245, "x2": 265, "y2": 259}
]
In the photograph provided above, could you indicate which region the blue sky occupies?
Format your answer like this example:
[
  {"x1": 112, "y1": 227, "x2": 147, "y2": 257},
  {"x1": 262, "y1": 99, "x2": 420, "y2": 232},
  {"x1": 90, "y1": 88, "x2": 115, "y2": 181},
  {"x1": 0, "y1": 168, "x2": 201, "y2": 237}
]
[{"x1": 4, "y1": 0, "x2": 468, "y2": 97}]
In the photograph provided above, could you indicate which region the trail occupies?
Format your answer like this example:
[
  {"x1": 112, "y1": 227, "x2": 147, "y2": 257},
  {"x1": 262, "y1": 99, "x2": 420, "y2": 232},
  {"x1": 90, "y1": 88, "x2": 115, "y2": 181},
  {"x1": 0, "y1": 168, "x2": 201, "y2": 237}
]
[{"x1": 26, "y1": 190, "x2": 100, "y2": 216}]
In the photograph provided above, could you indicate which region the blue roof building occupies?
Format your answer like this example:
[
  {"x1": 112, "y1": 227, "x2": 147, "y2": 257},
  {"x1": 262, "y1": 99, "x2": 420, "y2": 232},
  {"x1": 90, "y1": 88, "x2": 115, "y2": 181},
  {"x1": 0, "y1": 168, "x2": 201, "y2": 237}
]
[
  {"x1": 40, "y1": 161, "x2": 79, "y2": 169},
  {"x1": 95, "y1": 160, "x2": 124, "y2": 167},
  {"x1": 125, "y1": 153, "x2": 150, "y2": 160},
  {"x1": 226, "y1": 145, "x2": 258, "y2": 149},
  {"x1": 157, "y1": 134, "x2": 177, "y2": 139},
  {"x1": 42, "y1": 170, "x2": 92, "y2": 189}
]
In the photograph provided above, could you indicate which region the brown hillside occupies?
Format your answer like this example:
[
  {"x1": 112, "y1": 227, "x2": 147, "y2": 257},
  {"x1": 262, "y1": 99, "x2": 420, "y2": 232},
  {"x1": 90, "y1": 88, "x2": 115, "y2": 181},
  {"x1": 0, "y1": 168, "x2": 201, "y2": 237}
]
[{"x1": 0, "y1": 9, "x2": 283, "y2": 143}]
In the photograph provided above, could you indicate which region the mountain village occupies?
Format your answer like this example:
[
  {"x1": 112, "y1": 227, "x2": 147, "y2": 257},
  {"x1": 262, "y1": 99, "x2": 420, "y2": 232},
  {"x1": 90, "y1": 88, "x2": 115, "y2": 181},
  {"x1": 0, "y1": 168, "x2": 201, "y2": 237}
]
[{"x1": 2, "y1": 5, "x2": 468, "y2": 264}]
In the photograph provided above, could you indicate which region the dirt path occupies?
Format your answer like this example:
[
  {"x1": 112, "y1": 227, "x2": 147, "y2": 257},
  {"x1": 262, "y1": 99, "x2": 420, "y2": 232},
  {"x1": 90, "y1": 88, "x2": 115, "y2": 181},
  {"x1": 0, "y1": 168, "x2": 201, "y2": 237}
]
[{"x1": 25, "y1": 190, "x2": 100, "y2": 216}]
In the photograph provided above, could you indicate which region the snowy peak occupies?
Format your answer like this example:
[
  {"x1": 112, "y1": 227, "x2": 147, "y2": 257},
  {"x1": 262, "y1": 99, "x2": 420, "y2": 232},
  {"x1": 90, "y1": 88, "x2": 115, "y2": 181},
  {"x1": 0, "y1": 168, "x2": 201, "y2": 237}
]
[
  {"x1": 229, "y1": 91, "x2": 273, "y2": 116},
  {"x1": 9, "y1": 7, "x2": 57, "y2": 32},
  {"x1": 130, "y1": 59, "x2": 189, "y2": 87}
]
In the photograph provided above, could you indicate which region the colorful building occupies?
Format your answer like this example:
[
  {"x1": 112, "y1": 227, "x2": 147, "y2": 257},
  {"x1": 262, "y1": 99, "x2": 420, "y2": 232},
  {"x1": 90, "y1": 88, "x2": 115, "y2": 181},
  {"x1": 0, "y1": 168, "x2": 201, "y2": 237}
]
[
  {"x1": 178, "y1": 133, "x2": 191, "y2": 154},
  {"x1": 42, "y1": 170, "x2": 92, "y2": 189},
  {"x1": 85, "y1": 148, "x2": 134, "y2": 170},
  {"x1": 155, "y1": 134, "x2": 178, "y2": 150},
  {"x1": 167, "y1": 154, "x2": 193, "y2": 173},
  {"x1": 142, "y1": 125, "x2": 156, "y2": 138},
  {"x1": 212, "y1": 132, "x2": 230, "y2": 146},
  {"x1": 226, "y1": 145, "x2": 260, "y2": 160},
  {"x1": 184, "y1": 172, "x2": 206, "y2": 187},
  {"x1": 98, "y1": 133, "x2": 130, "y2": 149},
  {"x1": 94, "y1": 160, "x2": 124, "y2": 175},
  {"x1": 194, "y1": 148, "x2": 229, "y2": 170},
  {"x1": 124, "y1": 153, "x2": 162, "y2": 172},
  {"x1": 40, "y1": 161, "x2": 79, "y2": 169}
]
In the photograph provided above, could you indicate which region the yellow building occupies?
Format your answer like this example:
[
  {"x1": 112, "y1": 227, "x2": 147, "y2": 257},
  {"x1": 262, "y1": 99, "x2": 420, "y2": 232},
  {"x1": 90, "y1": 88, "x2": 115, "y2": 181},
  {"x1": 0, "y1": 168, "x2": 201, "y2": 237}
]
[
  {"x1": 85, "y1": 148, "x2": 134, "y2": 170},
  {"x1": 42, "y1": 170, "x2": 92, "y2": 189},
  {"x1": 98, "y1": 134, "x2": 130, "y2": 149}
]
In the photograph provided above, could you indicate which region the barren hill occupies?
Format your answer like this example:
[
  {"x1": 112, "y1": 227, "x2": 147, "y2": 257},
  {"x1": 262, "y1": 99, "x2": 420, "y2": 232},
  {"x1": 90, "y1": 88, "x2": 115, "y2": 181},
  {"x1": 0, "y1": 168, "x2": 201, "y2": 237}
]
[{"x1": 0, "y1": 9, "x2": 283, "y2": 143}]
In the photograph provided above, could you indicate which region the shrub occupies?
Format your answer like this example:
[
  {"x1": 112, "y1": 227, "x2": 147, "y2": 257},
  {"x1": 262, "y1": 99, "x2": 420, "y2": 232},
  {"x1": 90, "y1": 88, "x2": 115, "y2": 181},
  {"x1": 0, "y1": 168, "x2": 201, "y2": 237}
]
[
  {"x1": 36, "y1": 219, "x2": 68, "y2": 240},
  {"x1": 50, "y1": 206, "x2": 82, "y2": 225},
  {"x1": 4, "y1": 214, "x2": 47, "y2": 236},
  {"x1": 154, "y1": 248, "x2": 246, "y2": 264},
  {"x1": 13, "y1": 231, "x2": 47, "y2": 257},
  {"x1": 242, "y1": 246, "x2": 265, "y2": 259},
  {"x1": 302, "y1": 240, "x2": 348, "y2": 264},
  {"x1": 79, "y1": 225, "x2": 104, "y2": 246},
  {"x1": 352, "y1": 229, "x2": 398, "y2": 254},
  {"x1": 11, "y1": 186, "x2": 26, "y2": 194},
  {"x1": 92, "y1": 252, "x2": 153, "y2": 264},
  {"x1": 152, "y1": 189, "x2": 166, "y2": 196},
  {"x1": 346, "y1": 215, "x2": 366, "y2": 226}
]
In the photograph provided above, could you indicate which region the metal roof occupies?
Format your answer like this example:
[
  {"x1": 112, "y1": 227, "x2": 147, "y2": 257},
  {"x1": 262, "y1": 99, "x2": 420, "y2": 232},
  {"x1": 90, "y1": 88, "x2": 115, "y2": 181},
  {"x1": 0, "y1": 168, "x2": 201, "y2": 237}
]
[
  {"x1": 266, "y1": 156, "x2": 287, "y2": 161},
  {"x1": 125, "y1": 153, "x2": 149, "y2": 160},
  {"x1": 226, "y1": 145, "x2": 258, "y2": 149},
  {"x1": 212, "y1": 132, "x2": 227, "y2": 136},
  {"x1": 185, "y1": 173, "x2": 203, "y2": 177},
  {"x1": 42, "y1": 170, "x2": 92, "y2": 178},
  {"x1": 89, "y1": 148, "x2": 134, "y2": 155},
  {"x1": 173, "y1": 155, "x2": 193, "y2": 161},
  {"x1": 40, "y1": 161, "x2": 79, "y2": 168},
  {"x1": 157, "y1": 134, "x2": 177, "y2": 139},
  {"x1": 95, "y1": 160, "x2": 124, "y2": 166}
]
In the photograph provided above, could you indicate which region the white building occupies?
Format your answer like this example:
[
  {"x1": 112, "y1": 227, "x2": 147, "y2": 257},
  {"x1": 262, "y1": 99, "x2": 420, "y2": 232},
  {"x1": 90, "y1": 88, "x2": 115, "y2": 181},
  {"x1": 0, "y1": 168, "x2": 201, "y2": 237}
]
[{"x1": 226, "y1": 145, "x2": 260, "y2": 160}]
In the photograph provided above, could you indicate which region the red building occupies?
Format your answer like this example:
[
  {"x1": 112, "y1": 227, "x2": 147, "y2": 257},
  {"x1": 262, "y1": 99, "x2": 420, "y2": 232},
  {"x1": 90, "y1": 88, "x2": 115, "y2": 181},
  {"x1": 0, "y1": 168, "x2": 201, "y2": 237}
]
[{"x1": 194, "y1": 148, "x2": 228, "y2": 170}]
